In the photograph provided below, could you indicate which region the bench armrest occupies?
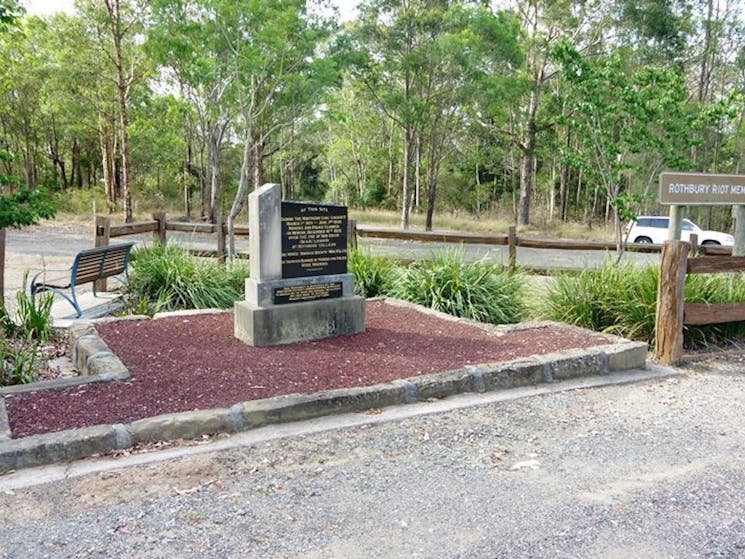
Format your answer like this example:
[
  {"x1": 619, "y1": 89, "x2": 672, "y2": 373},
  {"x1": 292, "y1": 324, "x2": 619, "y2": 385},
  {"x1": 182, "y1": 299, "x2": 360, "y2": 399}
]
[{"x1": 31, "y1": 268, "x2": 73, "y2": 291}]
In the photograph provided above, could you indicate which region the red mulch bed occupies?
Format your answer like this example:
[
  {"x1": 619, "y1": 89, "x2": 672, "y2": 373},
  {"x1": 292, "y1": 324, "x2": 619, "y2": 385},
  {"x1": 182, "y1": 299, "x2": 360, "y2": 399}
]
[{"x1": 5, "y1": 300, "x2": 610, "y2": 438}]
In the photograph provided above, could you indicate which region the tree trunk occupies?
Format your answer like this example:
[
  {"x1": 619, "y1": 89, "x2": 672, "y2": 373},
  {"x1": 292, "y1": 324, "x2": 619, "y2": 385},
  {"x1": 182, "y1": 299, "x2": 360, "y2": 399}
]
[
  {"x1": 99, "y1": 122, "x2": 117, "y2": 211},
  {"x1": 208, "y1": 125, "x2": 223, "y2": 224},
  {"x1": 414, "y1": 132, "x2": 422, "y2": 209},
  {"x1": 227, "y1": 128, "x2": 254, "y2": 261},
  {"x1": 401, "y1": 123, "x2": 413, "y2": 229},
  {"x1": 118, "y1": 103, "x2": 133, "y2": 222},
  {"x1": 387, "y1": 125, "x2": 394, "y2": 196},
  {"x1": 183, "y1": 142, "x2": 191, "y2": 218},
  {"x1": 0, "y1": 228, "x2": 5, "y2": 307},
  {"x1": 253, "y1": 134, "x2": 264, "y2": 189},
  {"x1": 518, "y1": 139, "x2": 535, "y2": 225},
  {"x1": 72, "y1": 139, "x2": 82, "y2": 189},
  {"x1": 425, "y1": 156, "x2": 440, "y2": 232},
  {"x1": 105, "y1": 0, "x2": 134, "y2": 223}
]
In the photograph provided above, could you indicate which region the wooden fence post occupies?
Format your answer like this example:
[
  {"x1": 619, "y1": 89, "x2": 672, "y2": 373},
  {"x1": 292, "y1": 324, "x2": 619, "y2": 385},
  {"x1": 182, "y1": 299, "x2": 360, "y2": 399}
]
[
  {"x1": 153, "y1": 212, "x2": 167, "y2": 246},
  {"x1": 654, "y1": 240, "x2": 689, "y2": 365},
  {"x1": 688, "y1": 233, "x2": 698, "y2": 257},
  {"x1": 94, "y1": 215, "x2": 111, "y2": 292},
  {"x1": 216, "y1": 215, "x2": 226, "y2": 264},
  {"x1": 508, "y1": 225, "x2": 517, "y2": 273},
  {"x1": 347, "y1": 218, "x2": 357, "y2": 250}
]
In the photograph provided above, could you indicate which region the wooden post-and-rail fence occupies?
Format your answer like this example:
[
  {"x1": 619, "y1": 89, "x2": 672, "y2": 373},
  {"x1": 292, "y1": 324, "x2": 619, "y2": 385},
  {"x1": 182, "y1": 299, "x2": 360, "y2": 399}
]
[
  {"x1": 655, "y1": 239, "x2": 745, "y2": 365},
  {"x1": 94, "y1": 213, "x2": 682, "y2": 275},
  {"x1": 94, "y1": 214, "x2": 528, "y2": 269}
]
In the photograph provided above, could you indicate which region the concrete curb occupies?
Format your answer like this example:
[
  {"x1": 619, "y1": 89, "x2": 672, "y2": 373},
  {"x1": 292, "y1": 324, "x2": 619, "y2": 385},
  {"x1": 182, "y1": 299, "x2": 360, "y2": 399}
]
[{"x1": 0, "y1": 329, "x2": 649, "y2": 474}]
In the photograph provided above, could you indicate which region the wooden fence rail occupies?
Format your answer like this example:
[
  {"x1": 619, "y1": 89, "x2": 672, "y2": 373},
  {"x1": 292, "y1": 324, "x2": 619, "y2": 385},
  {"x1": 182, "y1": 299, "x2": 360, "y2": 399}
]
[
  {"x1": 655, "y1": 239, "x2": 745, "y2": 364},
  {"x1": 94, "y1": 213, "x2": 733, "y2": 275}
]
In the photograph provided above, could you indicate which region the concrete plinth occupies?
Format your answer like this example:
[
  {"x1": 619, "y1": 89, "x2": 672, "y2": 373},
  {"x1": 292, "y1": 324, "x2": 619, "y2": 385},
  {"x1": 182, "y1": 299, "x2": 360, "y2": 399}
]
[{"x1": 235, "y1": 296, "x2": 365, "y2": 347}]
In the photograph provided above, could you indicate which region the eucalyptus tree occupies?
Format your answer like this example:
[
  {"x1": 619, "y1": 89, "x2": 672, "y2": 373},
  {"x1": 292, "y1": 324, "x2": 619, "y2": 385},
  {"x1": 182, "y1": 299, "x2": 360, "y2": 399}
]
[
  {"x1": 686, "y1": 0, "x2": 745, "y2": 178},
  {"x1": 417, "y1": 4, "x2": 521, "y2": 230},
  {"x1": 0, "y1": 13, "x2": 107, "y2": 196},
  {"x1": 553, "y1": 40, "x2": 702, "y2": 251},
  {"x1": 149, "y1": 0, "x2": 245, "y2": 224},
  {"x1": 77, "y1": 0, "x2": 150, "y2": 223},
  {"x1": 352, "y1": 0, "x2": 463, "y2": 230},
  {"x1": 350, "y1": 0, "x2": 520, "y2": 230},
  {"x1": 222, "y1": 1, "x2": 337, "y2": 258},
  {"x1": 323, "y1": 80, "x2": 398, "y2": 207},
  {"x1": 351, "y1": 0, "x2": 429, "y2": 229},
  {"x1": 0, "y1": 1, "x2": 55, "y2": 304},
  {"x1": 485, "y1": 0, "x2": 601, "y2": 226},
  {"x1": 25, "y1": 14, "x2": 105, "y2": 193},
  {"x1": 0, "y1": 18, "x2": 44, "y2": 188}
]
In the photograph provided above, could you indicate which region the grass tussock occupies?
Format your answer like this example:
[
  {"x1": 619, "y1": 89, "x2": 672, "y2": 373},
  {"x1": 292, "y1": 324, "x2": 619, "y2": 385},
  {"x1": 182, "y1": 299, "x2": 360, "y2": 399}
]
[
  {"x1": 125, "y1": 244, "x2": 248, "y2": 315},
  {"x1": 348, "y1": 247, "x2": 396, "y2": 298},
  {"x1": 390, "y1": 250, "x2": 525, "y2": 324},
  {"x1": 540, "y1": 261, "x2": 658, "y2": 342},
  {"x1": 541, "y1": 260, "x2": 745, "y2": 348}
]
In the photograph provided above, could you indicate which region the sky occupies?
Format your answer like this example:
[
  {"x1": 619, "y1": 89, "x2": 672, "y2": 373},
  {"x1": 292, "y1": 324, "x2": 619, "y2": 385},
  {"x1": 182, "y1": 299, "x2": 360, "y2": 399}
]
[
  {"x1": 23, "y1": 0, "x2": 359, "y2": 20},
  {"x1": 22, "y1": 0, "x2": 74, "y2": 16}
]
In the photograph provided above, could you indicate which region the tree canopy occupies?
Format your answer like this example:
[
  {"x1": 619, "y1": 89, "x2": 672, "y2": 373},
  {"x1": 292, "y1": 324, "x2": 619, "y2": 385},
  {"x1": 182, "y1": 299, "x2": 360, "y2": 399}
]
[{"x1": 1, "y1": 0, "x2": 744, "y2": 232}]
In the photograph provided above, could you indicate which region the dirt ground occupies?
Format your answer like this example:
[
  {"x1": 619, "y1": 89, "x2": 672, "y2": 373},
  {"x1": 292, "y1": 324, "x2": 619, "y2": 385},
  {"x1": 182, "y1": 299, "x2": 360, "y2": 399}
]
[
  {"x1": 1, "y1": 360, "x2": 744, "y2": 558},
  {"x1": 4, "y1": 223, "x2": 93, "y2": 312}
]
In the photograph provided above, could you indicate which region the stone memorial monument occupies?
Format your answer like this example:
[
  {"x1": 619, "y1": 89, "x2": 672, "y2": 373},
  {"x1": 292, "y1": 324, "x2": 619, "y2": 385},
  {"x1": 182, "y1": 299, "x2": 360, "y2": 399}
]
[{"x1": 234, "y1": 183, "x2": 365, "y2": 346}]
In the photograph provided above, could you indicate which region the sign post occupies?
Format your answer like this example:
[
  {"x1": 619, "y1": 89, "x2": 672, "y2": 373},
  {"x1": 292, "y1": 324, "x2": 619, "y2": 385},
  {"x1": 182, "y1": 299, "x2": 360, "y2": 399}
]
[{"x1": 735, "y1": 206, "x2": 745, "y2": 257}]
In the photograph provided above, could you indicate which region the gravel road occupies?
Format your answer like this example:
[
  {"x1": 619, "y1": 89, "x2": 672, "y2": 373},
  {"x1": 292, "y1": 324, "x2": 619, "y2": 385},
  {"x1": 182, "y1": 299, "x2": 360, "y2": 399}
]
[{"x1": 1, "y1": 356, "x2": 745, "y2": 558}]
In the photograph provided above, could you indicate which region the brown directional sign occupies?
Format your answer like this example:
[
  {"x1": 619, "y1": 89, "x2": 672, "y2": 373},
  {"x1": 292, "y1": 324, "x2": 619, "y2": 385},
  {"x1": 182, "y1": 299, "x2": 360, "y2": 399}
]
[
  {"x1": 660, "y1": 172, "x2": 745, "y2": 205},
  {"x1": 281, "y1": 201, "x2": 347, "y2": 279}
]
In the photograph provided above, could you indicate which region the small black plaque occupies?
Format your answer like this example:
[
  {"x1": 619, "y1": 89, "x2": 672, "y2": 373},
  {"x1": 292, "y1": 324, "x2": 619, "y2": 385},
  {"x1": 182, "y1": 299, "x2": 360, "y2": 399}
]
[
  {"x1": 274, "y1": 282, "x2": 343, "y2": 305},
  {"x1": 281, "y1": 201, "x2": 347, "y2": 279}
]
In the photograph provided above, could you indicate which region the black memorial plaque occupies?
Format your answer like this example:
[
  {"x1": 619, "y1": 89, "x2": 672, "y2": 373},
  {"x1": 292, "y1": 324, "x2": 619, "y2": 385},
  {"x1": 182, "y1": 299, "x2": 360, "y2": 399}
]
[
  {"x1": 281, "y1": 201, "x2": 347, "y2": 279},
  {"x1": 273, "y1": 282, "x2": 343, "y2": 305}
]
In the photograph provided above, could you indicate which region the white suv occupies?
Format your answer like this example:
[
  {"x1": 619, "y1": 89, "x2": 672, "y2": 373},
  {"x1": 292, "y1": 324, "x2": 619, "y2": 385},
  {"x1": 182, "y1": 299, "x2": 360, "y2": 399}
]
[{"x1": 624, "y1": 216, "x2": 734, "y2": 246}]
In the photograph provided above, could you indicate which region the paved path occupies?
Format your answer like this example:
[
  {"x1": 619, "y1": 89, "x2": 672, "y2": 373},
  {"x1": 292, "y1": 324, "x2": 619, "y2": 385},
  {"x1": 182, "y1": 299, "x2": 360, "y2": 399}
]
[{"x1": 0, "y1": 357, "x2": 744, "y2": 558}]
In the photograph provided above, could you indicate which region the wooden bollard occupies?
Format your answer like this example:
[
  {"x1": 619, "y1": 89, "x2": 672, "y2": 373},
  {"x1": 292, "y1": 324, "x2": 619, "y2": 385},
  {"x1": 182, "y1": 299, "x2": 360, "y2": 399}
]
[{"x1": 654, "y1": 240, "x2": 689, "y2": 365}]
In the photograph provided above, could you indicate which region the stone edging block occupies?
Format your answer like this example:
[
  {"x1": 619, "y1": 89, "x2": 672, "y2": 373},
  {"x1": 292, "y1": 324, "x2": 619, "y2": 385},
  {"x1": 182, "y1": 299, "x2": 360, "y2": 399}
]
[{"x1": 0, "y1": 334, "x2": 649, "y2": 474}]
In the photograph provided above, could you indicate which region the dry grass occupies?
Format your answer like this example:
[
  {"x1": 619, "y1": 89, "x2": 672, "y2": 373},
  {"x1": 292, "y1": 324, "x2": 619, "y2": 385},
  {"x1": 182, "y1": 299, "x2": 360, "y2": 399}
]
[
  {"x1": 350, "y1": 208, "x2": 616, "y2": 242},
  {"x1": 56, "y1": 202, "x2": 616, "y2": 243}
]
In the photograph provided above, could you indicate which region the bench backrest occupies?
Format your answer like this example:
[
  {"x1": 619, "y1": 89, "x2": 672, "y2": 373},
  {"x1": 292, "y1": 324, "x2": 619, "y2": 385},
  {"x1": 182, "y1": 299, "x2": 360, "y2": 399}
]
[{"x1": 72, "y1": 242, "x2": 135, "y2": 286}]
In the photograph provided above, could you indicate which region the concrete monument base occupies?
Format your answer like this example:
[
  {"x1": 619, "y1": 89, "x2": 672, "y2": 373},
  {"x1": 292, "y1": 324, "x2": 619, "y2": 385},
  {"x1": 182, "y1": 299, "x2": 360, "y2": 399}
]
[{"x1": 235, "y1": 296, "x2": 365, "y2": 347}]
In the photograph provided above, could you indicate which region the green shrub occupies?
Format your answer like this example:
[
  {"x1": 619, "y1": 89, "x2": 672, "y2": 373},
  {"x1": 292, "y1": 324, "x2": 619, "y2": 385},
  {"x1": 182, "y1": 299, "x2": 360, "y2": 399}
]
[
  {"x1": 541, "y1": 261, "x2": 658, "y2": 342},
  {"x1": 0, "y1": 337, "x2": 40, "y2": 385},
  {"x1": 13, "y1": 278, "x2": 54, "y2": 344},
  {"x1": 348, "y1": 248, "x2": 396, "y2": 297},
  {"x1": 125, "y1": 244, "x2": 249, "y2": 314},
  {"x1": 0, "y1": 275, "x2": 55, "y2": 386},
  {"x1": 541, "y1": 261, "x2": 745, "y2": 348},
  {"x1": 391, "y1": 250, "x2": 525, "y2": 324}
]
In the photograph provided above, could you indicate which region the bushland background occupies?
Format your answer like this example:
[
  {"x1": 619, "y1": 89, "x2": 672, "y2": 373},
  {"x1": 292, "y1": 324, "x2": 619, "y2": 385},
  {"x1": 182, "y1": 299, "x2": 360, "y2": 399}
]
[{"x1": 1, "y1": 0, "x2": 743, "y2": 251}]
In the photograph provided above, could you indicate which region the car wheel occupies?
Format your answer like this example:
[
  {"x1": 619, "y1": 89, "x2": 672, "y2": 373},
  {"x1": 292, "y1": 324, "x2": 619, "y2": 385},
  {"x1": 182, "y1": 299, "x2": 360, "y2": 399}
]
[
  {"x1": 634, "y1": 237, "x2": 653, "y2": 244},
  {"x1": 701, "y1": 240, "x2": 721, "y2": 246}
]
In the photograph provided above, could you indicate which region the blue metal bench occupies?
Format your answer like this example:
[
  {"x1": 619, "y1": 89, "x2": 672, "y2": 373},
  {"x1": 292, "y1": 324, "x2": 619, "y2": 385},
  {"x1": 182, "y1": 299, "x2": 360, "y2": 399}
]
[{"x1": 30, "y1": 242, "x2": 135, "y2": 317}]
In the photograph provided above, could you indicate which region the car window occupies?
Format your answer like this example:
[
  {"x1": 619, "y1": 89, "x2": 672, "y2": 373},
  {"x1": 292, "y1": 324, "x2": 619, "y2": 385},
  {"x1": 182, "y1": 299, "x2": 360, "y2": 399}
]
[
  {"x1": 682, "y1": 219, "x2": 695, "y2": 231},
  {"x1": 638, "y1": 218, "x2": 667, "y2": 228}
]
